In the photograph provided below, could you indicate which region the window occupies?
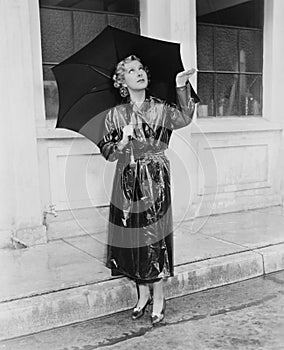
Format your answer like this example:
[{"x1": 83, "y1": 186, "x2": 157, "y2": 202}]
[
  {"x1": 196, "y1": 0, "x2": 264, "y2": 117},
  {"x1": 39, "y1": 0, "x2": 140, "y2": 119}
]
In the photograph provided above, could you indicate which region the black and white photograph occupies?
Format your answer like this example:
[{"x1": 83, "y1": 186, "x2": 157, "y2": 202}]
[{"x1": 0, "y1": 0, "x2": 284, "y2": 349}]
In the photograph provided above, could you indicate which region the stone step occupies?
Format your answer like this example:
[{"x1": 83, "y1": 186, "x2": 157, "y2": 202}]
[{"x1": 1, "y1": 207, "x2": 284, "y2": 341}]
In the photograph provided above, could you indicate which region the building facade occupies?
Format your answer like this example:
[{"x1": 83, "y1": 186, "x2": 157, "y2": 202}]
[{"x1": 0, "y1": 0, "x2": 283, "y2": 248}]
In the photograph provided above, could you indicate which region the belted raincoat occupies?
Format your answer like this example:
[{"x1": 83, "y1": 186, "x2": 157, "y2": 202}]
[{"x1": 98, "y1": 83, "x2": 195, "y2": 283}]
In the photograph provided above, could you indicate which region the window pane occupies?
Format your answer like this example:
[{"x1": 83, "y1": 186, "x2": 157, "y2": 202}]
[
  {"x1": 197, "y1": 25, "x2": 213, "y2": 71},
  {"x1": 73, "y1": 11, "x2": 107, "y2": 51},
  {"x1": 239, "y1": 74, "x2": 262, "y2": 116},
  {"x1": 215, "y1": 73, "x2": 239, "y2": 116},
  {"x1": 43, "y1": 65, "x2": 55, "y2": 81},
  {"x1": 44, "y1": 81, "x2": 59, "y2": 119},
  {"x1": 197, "y1": 73, "x2": 214, "y2": 117},
  {"x1": 239, "y1": 29, "x2": 262, "y2": 73},
  {"x1": 107, "y1": 14, "x2": 139, "y2": 33},
  {"x1": 215, "y1": 27, "x2": 238, "y2": 72},
  {"x1": 40, "y1": 8, "x2": 73, "y2": 63}
]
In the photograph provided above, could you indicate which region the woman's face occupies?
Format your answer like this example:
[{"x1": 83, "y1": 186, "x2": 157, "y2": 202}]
[{"x1": 123, "y1": 60, "x2": 148, "y2": 92}]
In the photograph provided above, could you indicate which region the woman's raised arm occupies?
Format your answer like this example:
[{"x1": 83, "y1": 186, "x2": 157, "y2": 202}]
[{"x1": 169, "y1": 69, "x2": 198, "y2": 129}]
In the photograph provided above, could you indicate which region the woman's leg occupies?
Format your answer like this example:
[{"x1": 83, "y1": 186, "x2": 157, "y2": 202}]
[
  {"x1": 136, "y1": 283, "x2": 151, "y2": 309},
  {"x1": 152, "y1": 279, "x2": 165, "y2": 314}
]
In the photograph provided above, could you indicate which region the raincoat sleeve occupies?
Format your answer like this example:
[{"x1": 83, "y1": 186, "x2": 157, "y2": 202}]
[
  {"x1": 98, "y1": 109, "x2": 123, "y2": 162},
  {"x1": 169, "y1": 81, "x2": 197, "y2": 130}
]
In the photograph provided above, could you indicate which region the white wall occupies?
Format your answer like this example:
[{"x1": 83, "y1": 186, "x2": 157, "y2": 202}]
[
  {"x1": 263, "y1": 0, "x2": 284, "y2": 201},
  {"x1": 0, "y1": 0, "x2": 46, "y2": 247}
]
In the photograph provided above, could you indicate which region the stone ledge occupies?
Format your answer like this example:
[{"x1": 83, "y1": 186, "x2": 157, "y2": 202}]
[
  {"x1": 191, "y1": 191, "x2": 281, "y2": 218},
  {"x1": 191, "y1": 117, "x2": 283, "y2": 134},
  {"x1": 0, "y1": 251, "x2": 263, "y2": 341}
]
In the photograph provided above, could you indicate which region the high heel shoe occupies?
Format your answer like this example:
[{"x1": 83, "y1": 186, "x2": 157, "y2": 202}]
[
  {"x1": 151, "y1": 298, "x2": 166, "y2": 326},
  {"x1": 132, "y1": 296, "x2": 152, "y2": 320}
]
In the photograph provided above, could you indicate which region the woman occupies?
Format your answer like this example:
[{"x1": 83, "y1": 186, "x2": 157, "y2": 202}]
[{"x1": 98, "y1": 55, "x2": 196, "y2": 325}]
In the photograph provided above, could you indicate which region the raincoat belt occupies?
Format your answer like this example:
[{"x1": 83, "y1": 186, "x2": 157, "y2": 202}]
[{"x1": 133, "y1": 150, "x2": 166, "y2": 162}]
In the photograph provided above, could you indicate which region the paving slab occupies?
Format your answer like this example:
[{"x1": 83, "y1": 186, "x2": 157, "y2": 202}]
[
  {"x1": 189, "y1": 209, "x2": 284, "y2": 233},
  {"x1": 190, "y1": 210, "x2": 284, "y2": 249},
  {"x1": 0, "y1": 240, "x2": 109, "y2": 302},
  {"x1": 47, "y1": 207, "x2": 109, "y2": 240},
  {"x1": 256, "y1": 205, "x2": 284, "y2": 216},
  {"x1": 63, "y1": 233, "x2": 107, "y2": 263},
  {"x1": 174, "y1": 225, "x2": 247, "y2": 265}
]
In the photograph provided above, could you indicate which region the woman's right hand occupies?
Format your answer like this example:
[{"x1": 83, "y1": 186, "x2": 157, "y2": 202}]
[
  {"x1": 117, "y1": 124, "x2": 134, "y2": 150},
  {"x1": 122, "y1": 124, "x2": 134, "y2": 143}
]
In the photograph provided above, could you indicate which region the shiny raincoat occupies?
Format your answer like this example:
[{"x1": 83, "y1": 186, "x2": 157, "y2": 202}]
[{"x1": 98, "y1": 84, "x2": 195, "y2": 283}]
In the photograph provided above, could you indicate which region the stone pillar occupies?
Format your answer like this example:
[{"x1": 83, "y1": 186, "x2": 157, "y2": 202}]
[
  {"x1": 263, "y1": 0, "x2": 284, "y2": 203},
  {"x1": 140, "y1": 0, "x2": 171, "y2": 40},
  {"x1": 0, "y1": 0, "x2": 46, "y2": 247},
  {"x1": 140, "y1": 0, "x2": 197, "y2": 70},
  {"x1": 169, "y1": 0, "x2": 197, "y2": 72},
  {"x1": 140, "y1": 0, "x2": 198, "y2": 220}
]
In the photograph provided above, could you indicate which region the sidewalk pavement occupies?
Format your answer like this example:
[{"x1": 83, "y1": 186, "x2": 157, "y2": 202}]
[{"x1": 0, "y1": 206, "x2": 284, "y2": 341}]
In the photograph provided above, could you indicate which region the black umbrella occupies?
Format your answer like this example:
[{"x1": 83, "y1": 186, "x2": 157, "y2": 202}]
[{"x1": 52, "y1": 25, "x2": 199, "y2": 144}]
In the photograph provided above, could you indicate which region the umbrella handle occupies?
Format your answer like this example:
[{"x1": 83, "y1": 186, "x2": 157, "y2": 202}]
[
  {"x1": 129, "y1": 142, "x2": 135, "y2": 165},
  {"x1": 125, "y1": 141, "x2": 135, "y2": 166},
  {"x1": 125, "y1": 134, "x2": 135, "y2": 166}
]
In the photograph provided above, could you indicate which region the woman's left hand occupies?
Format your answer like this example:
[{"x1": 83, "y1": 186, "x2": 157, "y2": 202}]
[{"x1": 176, "y1": 68, "x2": 196, "y2": 88}]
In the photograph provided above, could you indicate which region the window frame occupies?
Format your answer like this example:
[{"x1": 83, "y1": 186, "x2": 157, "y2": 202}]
[
  {"x1": 39, "y1": 0, "x2": 140, "y2": 17},
  {"x1": 197, "y1": 22, "x2": 263, "y2": 118}
]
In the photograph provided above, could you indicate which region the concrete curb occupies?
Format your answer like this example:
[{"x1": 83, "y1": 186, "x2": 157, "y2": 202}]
[
  {"x1": 255, "y1": 244, "x2": 284, "y2": 274},
  {"x1": 1, "y1": 245, "x2": 283, "y2": 341}
]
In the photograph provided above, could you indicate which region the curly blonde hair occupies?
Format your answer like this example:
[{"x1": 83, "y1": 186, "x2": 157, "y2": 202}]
[{"x1": 112, "y1": 55, "x2": 150, "y2": 97}]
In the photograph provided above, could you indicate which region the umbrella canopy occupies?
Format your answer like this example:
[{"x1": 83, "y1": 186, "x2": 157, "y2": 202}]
[{"x1": 52, "y1": 25, "x2": 199, "y2": 144}]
